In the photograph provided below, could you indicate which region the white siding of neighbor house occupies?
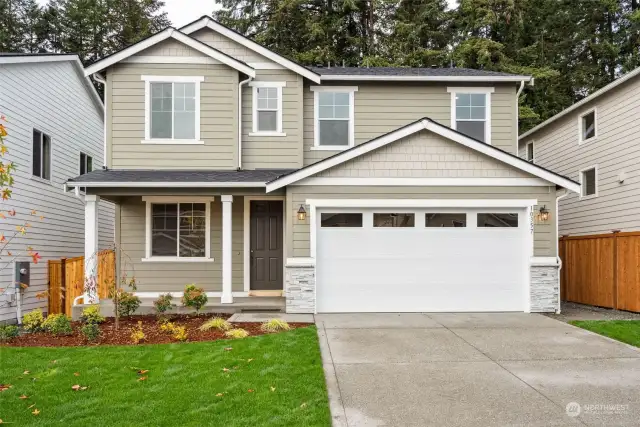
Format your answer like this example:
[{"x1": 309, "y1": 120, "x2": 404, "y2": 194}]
[
  {"x1": 519, "y1": 76, "x2": 640, "y2": 236},
  {"x1": 0, "y1": 60, "x2": 114, "y2": 323}
]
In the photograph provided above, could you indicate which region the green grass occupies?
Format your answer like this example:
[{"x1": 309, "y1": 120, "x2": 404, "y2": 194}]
[
  {"x1": 0, "y1": 326, "x2": 330, "y2": 427},
  {"x1": 570, "y1": 320, "x2": 640, "y2": 347}
]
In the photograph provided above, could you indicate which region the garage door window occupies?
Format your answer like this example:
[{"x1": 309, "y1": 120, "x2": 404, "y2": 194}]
[
  {"x1": 477, "y1": 213, "x2": 518, "y2": 228},
  {"x1": 321, "y1": 213, "x2": 362, "y2": 227},
  {"x1": 373, "y1": 213, "x2": 415, "y2": 227},
  {"x1": 425, "y1": 213, "x2": 467, "y2": 227}
]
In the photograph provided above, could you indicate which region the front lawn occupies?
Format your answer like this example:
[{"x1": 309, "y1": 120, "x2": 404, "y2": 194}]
[
  {"x1": 0, "y1": 326, "x2": 330, "y2": 426},
  {"x1": 570, "y1": 320, "x2": 640, "y2": 348}
]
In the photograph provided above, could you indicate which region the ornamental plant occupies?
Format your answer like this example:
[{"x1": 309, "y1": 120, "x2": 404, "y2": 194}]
[
  {"x1": 114, "y1": 289, "x2": 141, "y2": 318},
  {"x1": 80, "y1": 323, "x2": 101, "y2": 342},
  {"x1": 225, "y1": 328, "x2": 249, "y2": 339},
  {"x1": 0, "y1": 324, "x2": 19, "y2": 341},
  {"x1": 182, "y1": 284, "x2": 207, "y2": 314},
  {"x1": 199, "y1": 317, "x2": 231, "y2": 332},
  {"x1": 260, "y1": 319, "x2": 291, "y2": 333},
  {"x1": 22, "y1": 308, "x2": 45, "y2": 332},
  {"x1": 153, "y1": 293, "x2": 174, "y2": 316},
  {"x1": 43, "y1": 314, "x2": 73, "y2": 336},
  {"x1": 80, "y1": 305, "x2": 105, "y2": 324},
  {"x1": 130, "y1": 321, "x2": 145, "y2": 344}
]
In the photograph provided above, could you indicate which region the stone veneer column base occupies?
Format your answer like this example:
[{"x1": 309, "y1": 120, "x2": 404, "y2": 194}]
[
  {"x1": 285, "y1": 259, "x2": 316, "y2": 314},
  {"x1": 530, "y1": 261, "x2": 560, "y2": 313}
]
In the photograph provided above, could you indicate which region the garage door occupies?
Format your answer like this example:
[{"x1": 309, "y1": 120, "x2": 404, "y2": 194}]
[{"x1": 316, "y1": 208, "x2": 528, "y2": 313}]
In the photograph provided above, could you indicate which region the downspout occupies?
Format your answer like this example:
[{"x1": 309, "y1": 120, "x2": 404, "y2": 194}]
[
  {"x1": 555, "y1": 188, "x2": 569, "y2": 314},
  {"x1": 93, "y1": 72, "x2": 107, "y2": 168},
  {"x1": 238, "y1": 76, "x2": 253, "y2": 169},
  {"x1": 515, "y1": 79, "x2": 526, "y2": 154}
]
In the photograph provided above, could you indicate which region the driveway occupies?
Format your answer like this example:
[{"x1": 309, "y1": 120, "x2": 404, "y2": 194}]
[{"x1": 315, "y1": 313, "x2": 640, "y2": 427}]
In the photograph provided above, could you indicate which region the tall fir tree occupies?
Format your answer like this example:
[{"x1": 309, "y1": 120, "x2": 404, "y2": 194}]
[{"x1": 0, "y1": 0, "x2": 25, "y2": 51}]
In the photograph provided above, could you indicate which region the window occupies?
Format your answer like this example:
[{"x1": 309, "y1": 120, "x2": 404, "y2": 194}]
[
  {"x1": 580, "y1": 166, "x2": 598, "y2": 198},
  {"x1": 312, "y1": 86, "x2": 357, "y2": 149},
  {"x1": 448, "y1": 87, "x2": 493, "y2": 144},
  {"x1": 32, "y1": 129, "x2": 51, "y2": 180},
  {"x1": 425, "y1": 213, "x2": 467, "y2": 228},
  {"x1": 80, "y1": 152, "x2": 93, "y2": 175},
  {"x1": 579, "y1": 109, "x2": 597, "y2": 143},
  {"x1": 526, "y1": 142, "x2": 534, "y2": 163},
  {"x1": 250, "y1": 82, "x2": 285, "y2": 135},
  {"x1": 144, "y1": 198, "x2": 212, "y2": 261},
  {"x1": 142, "y1": 75, "x2": 203, "y2": 143},
  {"x1": 373, "y1": 213, "x2": 415, "y2": 227},
  {"x1": 320, "y1": 213, "x2": 362, "y2": 227},
  {"x1": 477, "y1": 213, "x2": 519, "y2": 228}
]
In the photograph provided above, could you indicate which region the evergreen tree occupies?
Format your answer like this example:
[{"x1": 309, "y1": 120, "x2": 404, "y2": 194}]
[{"x1": 0, "y1": 0, "x2": 24, "y2": 51}]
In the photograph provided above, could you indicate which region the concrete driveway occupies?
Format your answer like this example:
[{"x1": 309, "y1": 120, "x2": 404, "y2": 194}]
[{"x1": 315, "y1": 313, "x2": 640, "y2": 427}]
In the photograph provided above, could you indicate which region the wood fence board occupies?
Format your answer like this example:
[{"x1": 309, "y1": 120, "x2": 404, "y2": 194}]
[{"x1": 617, "y1": 236, "x2": 640, "y2": 312}]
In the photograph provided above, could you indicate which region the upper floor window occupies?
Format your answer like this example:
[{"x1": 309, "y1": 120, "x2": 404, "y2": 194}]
[
  {"x1": 142, "y1": 75, "x2": 204, "y2": 144},
  {"x1": 447, "y1": 87, "x2": 494, "y2": 144},
  {"x1": 579, "y1": 108, "x2": 597, "y2": 143},
  {"x1": 32, "y1": 129, "x2": 51, "y2": 181},
  {"x1": 526, "y1": 141, "x2": 534, "y2": 163},
  {"x1": 249, "y1": 81, "x2": 286, "y2": 136},
  {"x1": 580, "y1": 165, "x2": 598, "y2": 198},
  {"x1": 311, "y1": 86, "x2": 357, "y2": 150},
  {"x1": 80, "y1": 152, "x2": 93, "y2": 175}
]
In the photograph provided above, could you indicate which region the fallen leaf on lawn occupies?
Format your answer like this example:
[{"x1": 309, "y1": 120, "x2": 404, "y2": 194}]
[
  {"x1": 224, "y1": 347, "x2": 233, "y2": 351},
  {"x1": 247, "y1": 389, "x2": 254, "y2": 393},
  {"x1": 0, "y1": 384, "x2": 11, "y2": 392},
  {"x1": 138, "y1": 376, "x2": 147, "y2": 381},
  {"x1": 247, "y1": 358, "x2": 254, "y2": 363},
  {"x1": 137, "y1": 370, "x2": 149, "y2": 375},
  {"x1": 222, "y1": 368, "x2": 229, "y2": 372},
  {"x1": 71, "y1": 385, "x2": 81, "y2": 391},
  {"x1": 73, "y1": 372, "x2": 80, "y2": 377},
  {"x1": 270, "y1": 386, "x2": 276, "y2": 392},
  {"x1": 233, "y1": 366, "x2": 238, "y2": 369},
  {"x1": 23, "y1": 370, "x2": 30, "y2": 375},
  {"x1": 216, "y1": 393, "x2": 224, "y2": 397},
  {"x1": 0, "y1": 418, "x2": 3, "y2": 423},
  {"x1": 19, "y1": 395, "x2": 28, "y2": 399},
  {"x1": 27, "y1": 404, "x2": 36, "y2": 409},
  {"x1": 300, "y1": 402, "x2": 307, "y2": 408},
  {"x1": 32, "y1": 409, "x2": 40, "y2": 416},
  {"x1": 51, "y1": 360, "x2": 57, "y2": 364},
  {"x1": 80, "y1": 387, "x2": 88, "y2": 391}
]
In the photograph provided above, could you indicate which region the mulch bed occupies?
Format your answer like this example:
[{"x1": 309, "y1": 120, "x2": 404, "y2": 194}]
[{"x1": 2, "y1": 314, "x2": 312, "y2": 347}]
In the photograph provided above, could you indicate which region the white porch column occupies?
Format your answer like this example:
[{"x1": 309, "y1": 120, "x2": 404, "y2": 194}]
[
  {"x1": 84, "y1": 195, "x2": 100, "y2": 303},
  {"x1": 221, "y1": 195, "x2": 233, "y2": 303}
]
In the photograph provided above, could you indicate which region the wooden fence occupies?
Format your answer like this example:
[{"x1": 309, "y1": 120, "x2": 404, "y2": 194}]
[
  {"x1": 47, "y1": 250, "x2": 115, "y2": 316},
  {"x1": 559, "y1": 232, "x2": 640, "y2": 312}
]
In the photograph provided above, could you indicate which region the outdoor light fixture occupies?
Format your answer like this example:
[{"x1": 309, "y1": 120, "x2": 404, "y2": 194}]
[
  {"x1": 297, "y1": 205, "x2": 307, "y2": 221},
  {"x1": 537, "y1": 205, "x2": 549, "y2": 222}
]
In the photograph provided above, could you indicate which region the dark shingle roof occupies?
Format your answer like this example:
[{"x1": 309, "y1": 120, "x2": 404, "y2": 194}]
[
  {"x1": 309, "y1": 66, "x2": 525, "y2": 78},
  {"x1": 67, "y1": 169, "x2": 297, "y2": 184}
]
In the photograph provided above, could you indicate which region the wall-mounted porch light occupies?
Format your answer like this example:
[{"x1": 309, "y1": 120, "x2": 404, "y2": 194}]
[
  {"x1": 297, "y1": 205, "x2": 307, "y2": 221},
  {"x1": 537, "y1": 205, "x2": 549, "y2": 222}
]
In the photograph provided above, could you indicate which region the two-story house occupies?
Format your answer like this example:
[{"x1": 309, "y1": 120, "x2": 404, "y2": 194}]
[{"x1": 67, "y1": 16, "x2": 579, "y2": 315}]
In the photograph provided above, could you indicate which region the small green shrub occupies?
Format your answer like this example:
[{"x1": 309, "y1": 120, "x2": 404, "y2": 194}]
[
  {"x1": 182, "y1": 284, "x2": 207, "y2": 314},
  {"x1": 80, "y1": 323, "x2": 101, "y2": 342},
  {"x1": 225, "y1": 328, "x2": 249, "y2": 339},
  {"x1": 199, "y1": 317, "x2": 231, "y2": 331},
  {"x1": 153, "y1": 293, "x2": 174, "y2": 315},
  {"x1": 0, "y1": 324, "x2": 19, "y2": 341},
  {"x1": 43, "y1": 314, "x2": 73, "y2": 336},
  {"x1": 22, "y1": 309, "x2": 45, "y2": 332},
  {"x1": 260, "y1": 319, "x2": 291, "y2": 333},
  {"x1": 115, "y1": 290, "x2": 141, "y2": 317},
  {"x1": 80, "y1": 305, "x2": 105, "y2": 324}
]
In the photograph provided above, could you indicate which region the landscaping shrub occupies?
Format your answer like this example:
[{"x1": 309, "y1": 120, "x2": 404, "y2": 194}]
[
  {"x1": 225, "y1": 328, "x2": 249, "y2": 339},
  {"x1": 199, "y1": 317, "x2": 231, "y2": 331},
  {"x1": 80, "y1": 323, "x2": 101, "y2": 342},
  {"x1": 115, "y1": 290, "x2": 141, "y2": 317},
  {"x1": 22, "y1": 308, "x2": 45, "y2": 332},
  {"x1": 43, "y1": 314, "x2": 73, "y2": 336},
  {"x1": 260, "y1": 319, "x2": 291, "y2": 333},
  {"x1": 153, "y1": 293, "x2": 174, "y2": 316},
  {"x1": 159, "y1": 321, "x2": 188, "y2": 341},
  {"x1": 160, "y1": 321, "x2": 176, "y2": 333},
  {"x1": 130, "y1": 321, "x2": 145, "y2": 344},
  {"x1": 80, "y1": 305, "x2": 105, "y2": 324},
  {"x1": 0, "y1": 324, "x2": 19, "y2": 341},
  {"x1": 182, "y1": 284, "x2": 207, "y2": 314}
]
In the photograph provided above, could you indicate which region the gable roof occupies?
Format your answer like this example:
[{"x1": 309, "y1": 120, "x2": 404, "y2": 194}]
[
  {"x1": 83, "y1": 27, "x2": 255, "y2": 77},
  {"x1": 0, "y1": 53, "x2": 104, "y2": 116},
  {"x1": 520, "y1": 66, "x2": 640, "y2": 140},
  {"x1": 312, "y1": 66, "x2": 532, "y2": 82},
  {"x1": 265, "y1": 118, "x2": 580, "y2": 193},
  {"x1": 180, "y1": 16, "x2": 321, "y2": 84}
]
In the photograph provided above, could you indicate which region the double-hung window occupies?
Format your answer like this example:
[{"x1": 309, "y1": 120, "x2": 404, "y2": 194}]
[
  {"x1": 142, "y1": 75, "x2": 203, "y2": 143},
  {"x1": 526, "y1": 142, "x2": 534, "y2": 162},
  {"x1": 311, "y1": 86, "x2": 357, "y2": 149},
  {"x1": 32, "y1": 129, "x2": 51, "y2": 181},
  {"x1": 250, "y1": 81, "x2": 286, "y2": 136},
  {"x1": 580, "y1": 166, "x2": 598, "y2": 199},
  {"x1": 579, "y1": 108, "x2": 597, "y2": 143},
  {"x1": 448, "y1": 87, "x2": 494, "y2": 144}
]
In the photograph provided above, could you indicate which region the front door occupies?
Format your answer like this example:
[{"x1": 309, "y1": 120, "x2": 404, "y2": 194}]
[{"x1": 250, "y1": 200, "x2": 283, "y2": 290}]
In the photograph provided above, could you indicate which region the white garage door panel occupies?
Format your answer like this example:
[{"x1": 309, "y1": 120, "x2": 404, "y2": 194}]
[{"x1": 316, "y1": 209, "x2": 527, "y2": 313}]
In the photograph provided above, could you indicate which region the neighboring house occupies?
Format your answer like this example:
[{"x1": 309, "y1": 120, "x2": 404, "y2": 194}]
[
  {"x1": 67, "y1": 16, "x2": 579, "y2": 315},
  {"x1": 0, "y1": 53, "x2": 115, "y2": 323}
]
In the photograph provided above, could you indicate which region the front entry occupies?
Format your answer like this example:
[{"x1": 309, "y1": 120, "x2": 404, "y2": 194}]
[{"x1": 250, "y1": 200, "x2": 284, "y2": 290}]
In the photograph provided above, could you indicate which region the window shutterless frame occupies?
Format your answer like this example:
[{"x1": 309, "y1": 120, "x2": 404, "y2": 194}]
[
  {"x1": 310, "y1": 86, "x2": 358, "y2": 150},
  {"x1": 79, "y1": 152, "x2": 93, "y2": 193},
  {"x1": 526, "y1": 141, "x2": 534, "y2": 163},
  {"x1": 447, "y1": 87, "x2": 494, "y2": 145},
  {"x1": 579, "y1": 165, "x2": 598, "y2": 199},
  {"x1": 578, "y1": 107, "x2": 597, "y2": 144},
  {"x1": 249, "y1": 81, "x2": 286, "y2": 136},
  {"x1": 31, "y1": 128, "x2": 52, "y2": 181}
]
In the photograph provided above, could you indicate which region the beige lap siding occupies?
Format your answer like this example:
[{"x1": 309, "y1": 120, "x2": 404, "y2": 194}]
[
  {"x1": 118, "y1": 196, "x2": 245, "y2": 293},
  {"x1": 287, "y1": 186, "x2": 556, "y2": 258}
]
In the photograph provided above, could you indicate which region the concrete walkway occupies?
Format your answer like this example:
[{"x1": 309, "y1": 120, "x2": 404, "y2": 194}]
[{"x1": 315, "y1": 313, "x2": 640, "y2": 427}]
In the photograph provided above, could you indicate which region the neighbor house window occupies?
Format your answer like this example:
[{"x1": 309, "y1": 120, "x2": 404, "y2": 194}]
[
  {"x1": 142, "y1": 75, "x2": 203, "y2": 143},
  {"x1": 448, "y1": 87, "x2": 494, "y2": 144},
  {"x1": 579, "y1": 109, "x2": 597, "y2": 143},
  {"x1": 143, "y1": 198, "x2": 212, "y2": 261},
  {"x1": 320, "y1": 213, "x2": 362, "y2": 227},
  {"x1": 477, "y1": 213, "x2": 519, "y2": 228},
  {"x1": 580, "y1": 166, "x2": 598, "y2": 198},
  {"x1": 526, "y1": 142, "x2": 534, "y2": 162},
  {"x1": 32, "y1": 129, "x2": 51, "y2": 180},
  {"x1": 425, "y1": 213, "x2": 467, "y2": 228},
  {"x1": 311, "y1": 86, "x2": 357, "y2": 149},
  {"x1": 373, "y1": 213, "x2": 415, "y2": 227},
  {"x1": 250, "y1": 82, "x2": 285, "y2": 135},
  {"x1": 79, "y1": 152, "x2": 93, "y2": 193}
]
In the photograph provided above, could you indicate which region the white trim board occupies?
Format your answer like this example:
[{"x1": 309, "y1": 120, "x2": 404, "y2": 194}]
[
  {"x1": 297, "y1": 178, "x2": 552, "y2": 186},
  {"x1": 305, "y1": 199, "x2": 539, "y2": 208},
  {"x1": 265, "y1": 118, "x2": 581, "y2": 194},
  {"x1": 180, "y1": 17, "x2": 321, "y2": 83},
  {"x1": 133, "y1": 291, "x2": 249, "y2": 298},
  {"x1": 319, "y1": 74, "x2": 532, "y2": 82},
  {"x1": 84, "y1": 27, "x2": 255, "y2": 78},
  {"x1": 66, "y1": 181, "x2": 267, "y2": 188}
]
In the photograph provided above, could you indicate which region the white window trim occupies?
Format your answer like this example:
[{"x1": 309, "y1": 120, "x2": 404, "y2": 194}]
[
  {"x1": 578, "y1": 107, "x2": 598, "y2": 144},
  {"x1": 142, "y1": 75, "x2": 204, "y2": 144},
  {"x1": 447, "y1": 87, "x2": 494, "y2": 145},
  {"x1": 579, "y1": 165, "x2": 599, "y2": 200},
  {"x1": 142, "y1": 196, "x2": 214, "y2": 262},
  {"x1": 78, "y1": 151, "x2": 93, "y2": 194},
  {"x1": 249, "y1": 81, "x2": 286, "y2": 136},
  {"x1": 525, "y1": 141, "x2": 535, "y2": 163},
  {"x1": 31, "y1": 128, "x2": 52, "y2": 183},
  {"x1": 311, "y1": 86, "x2": 358, "y2": 150}
]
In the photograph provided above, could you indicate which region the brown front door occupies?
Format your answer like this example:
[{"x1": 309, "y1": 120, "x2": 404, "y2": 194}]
[{"x1": 250, "y1": 200, "x2": 283, "y2": 290}]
